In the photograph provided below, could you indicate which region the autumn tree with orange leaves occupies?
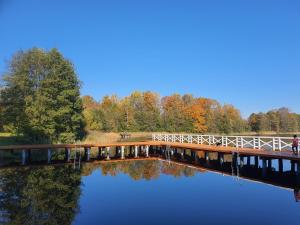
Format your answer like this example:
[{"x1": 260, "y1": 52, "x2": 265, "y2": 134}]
[{"x1": 185, "y1": 98, "x2": 208, "y2": 133}]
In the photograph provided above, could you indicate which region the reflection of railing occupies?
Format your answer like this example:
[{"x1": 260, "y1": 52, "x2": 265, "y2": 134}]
[{"x1": 152, "y1": 134, "x2": 298, "y2": 152}]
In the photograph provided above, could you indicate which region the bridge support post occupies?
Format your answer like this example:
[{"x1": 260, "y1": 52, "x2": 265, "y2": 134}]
[
  {"x1": 106, "y1": 147, "x2": 110, "y2": 160},
  {"x1": 218, "y1": 153, "x2": 224, "y2": 166},
  {"x1": 65, "y1": 148, "x2": 71, "y2": 162},
  {"x1": 134, "y1": 146, "x2": 138, "y2": 158},
  {"x1": 254, "y1": 156, "x2": 259, "y2": 168},
  {"x1": 240, "y1": 156, "x2": 244, "y2": 167},
  {"x1": 297, "y1": 162, "x2": 300, "y2": 185},
  {"x1": 205, "y1": 152, "x2": 209, "y2": 162},
  {"x1": 278, "y1": 159, "x2": 283, "y2": 173},
  {"x1": 194, "y1": 151, "x2": 199, "y2": 163},
  {"x1": 21, "y1": 149, "x2": 30, "y2": 165},
  {"x1": 121, "y1": 146, "x2": 125, "y2": 159},
  {"x1": 247, "y1": 156, "x2": 251, "y2": 166},
  {"x1": 84, "y1": 147, "x2": 91, "y2": 161},
  {"x1": 152, "y1": 146, "x2": 156, "y2": 155},
  {"x1": 98, "y1": 147, "x2": 103, "y2": 159},
  {"x1": 296, "y1": 163, "x2": 300, "y2": 184},
  {"x1": 267, "y1": 159, "x2": 272, "y2": 170},
  {"x1": 232, "y1": 153, "x2": 237, "y2": 166},
  {"x1": 291, "y1": 161, "x2": 296, "y2": 173},
  {"x1": 47, "y1": 148, "x2": 52, "y2": 163},
  {"x1": 181, "y1": 149, "x2": 185, "y2": 160},
  {"x1": 191, "y1": 150, "x2": 195, "y2": 160},
  {"x1": 145, "y1": 146, "x2": 149, "y2": 157},
  {"x1": 115, "y1": 146, "x2": 119, "y2": 158},
  {"x1": 174, "y1": 148, "x2": 177, "y2": 155},
  {"x1": 161, "y1": 146, "x2": 165, "y2": 154},
  {"x1": 262, "y1": 158, "x2": 267, "y2": 177},
  {"x1": 296, "y1": 162, "x2": 300, "y2": 176},
  {"x1": 128, "y1": 146, "x2": 132, "y2": 156}
]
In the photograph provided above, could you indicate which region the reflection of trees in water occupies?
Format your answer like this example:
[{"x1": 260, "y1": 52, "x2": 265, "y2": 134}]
[
  {"x1": 0, "y1": 165, "x2": 81, "y2": 225},
  {"x1": 97, "y1": 161, "x2": 161, "y2": 180},
  {"x1": 82, "y1": 160, "x2": 197, "y2": 181},
  {"x1": 161, "y1": 163, "x2": 196, "y2": 178}
]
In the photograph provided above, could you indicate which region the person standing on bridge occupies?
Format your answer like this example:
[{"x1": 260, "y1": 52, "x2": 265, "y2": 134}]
[{"x1": 292, "y1": 135, "x2": 299, "y2": 155}]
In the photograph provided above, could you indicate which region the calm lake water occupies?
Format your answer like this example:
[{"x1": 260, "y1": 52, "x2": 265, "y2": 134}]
[{"x1": 0, "y1": 155, "x2": 299, "y2": 225}]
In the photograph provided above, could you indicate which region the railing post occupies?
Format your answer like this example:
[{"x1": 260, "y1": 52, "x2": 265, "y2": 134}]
[
  {"x1": 278, "y1": 138, "x2": 282, "y2": 151},
  {"x1": 258, "y1": 137, "x2": 261, "y2": 149},
  {"x1": 236, "y1": 137, "x2": 239, "y2": 148},
  {"x1": 272, "y1": 138, "x2": 276, "y2": 151},
  {"x1": 253, "y1": 137, "x2": 256, "y2": 149},
  {"x1": 241, "y1": 137, "x2": 244, "y2": 148},
  {"x1": 225, "y1": 137, "x2": 228, "y2": 147},
  {"x1": 157, "y1": 134, "x2": 161, "y2": 141}
]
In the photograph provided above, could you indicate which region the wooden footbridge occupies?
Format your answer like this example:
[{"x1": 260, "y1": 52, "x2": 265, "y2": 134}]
[
  {"x1": 0, "y1": 133, "x2": 299, "y2": 172},
  {"x1": 1, "y1": 133, "x2": 300, "y2": 195}
]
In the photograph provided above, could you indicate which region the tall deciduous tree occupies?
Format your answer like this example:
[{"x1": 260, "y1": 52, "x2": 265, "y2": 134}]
[
  {"x1": 161, "y1": 94, "x2": 193, "y2": 132},
  {"x1": 185, "y1": 98, "x2": 207, "y2": 133},
  {"x1": 0, "y1": 48, "x2": 84, "y2": 143}
]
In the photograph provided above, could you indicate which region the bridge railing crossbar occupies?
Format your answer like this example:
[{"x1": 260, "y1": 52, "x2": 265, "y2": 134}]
[{"x1": 152, "y1": 134, "x2": 298, "y2": 152}]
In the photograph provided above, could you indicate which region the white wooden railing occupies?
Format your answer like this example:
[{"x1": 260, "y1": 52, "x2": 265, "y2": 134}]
[{"x1": 152, "y1": 134, "x2": 298, "y2": 152}]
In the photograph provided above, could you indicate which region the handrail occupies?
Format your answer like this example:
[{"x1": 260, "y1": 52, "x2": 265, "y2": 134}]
[{"x1": 152, "y1": 133, "x2": 298, "y2": 152}]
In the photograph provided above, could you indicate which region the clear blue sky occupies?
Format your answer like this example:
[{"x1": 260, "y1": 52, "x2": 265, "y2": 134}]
[{"x1": 0, "y1": 0, "x2": 299, "y2": 117}]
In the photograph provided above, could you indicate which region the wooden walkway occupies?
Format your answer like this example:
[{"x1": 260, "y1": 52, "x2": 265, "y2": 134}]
[
  {"x1": 0, "y1": 141, "x2": 300, "y2": 161},
  {"x1": 161, "y1": 142, "x2": 300, "y2": 161}
]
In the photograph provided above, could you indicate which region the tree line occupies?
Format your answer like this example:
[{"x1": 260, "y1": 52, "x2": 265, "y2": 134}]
[
  {"x1": 248, "y1": 108, "x2": 300, "y2": 133},
  {"x1": 0, "y1": 48, "x2": 299, "y2": 144},
  {"x1": 82, "y1": 92, "x2": 248, "y2": 133},
  {"x1": 83, "y1": 93, "x2": 300, "y2": 134}
]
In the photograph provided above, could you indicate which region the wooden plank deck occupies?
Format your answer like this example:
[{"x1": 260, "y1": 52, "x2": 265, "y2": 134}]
[{"x1": 0, "y1": 141, "x2": 300, "y2": 161}]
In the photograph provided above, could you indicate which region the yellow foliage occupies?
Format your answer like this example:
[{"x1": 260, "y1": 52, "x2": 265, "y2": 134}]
[{"x1": 185, "y1": 98, "x2": 208, "y2": 133}]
